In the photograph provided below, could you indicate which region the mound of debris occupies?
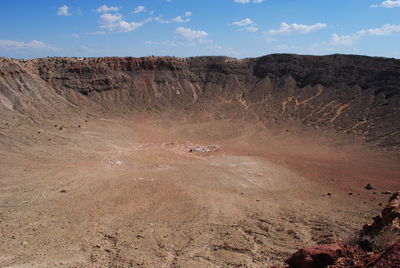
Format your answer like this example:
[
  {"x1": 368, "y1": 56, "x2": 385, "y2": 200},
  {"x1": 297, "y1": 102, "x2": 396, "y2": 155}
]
[
  {"x1": 189, "y1": 145, "x2": 220, "y2": 153},
  {"x1": 278, "y1": 192, "x2": 400, "y2": 268}
]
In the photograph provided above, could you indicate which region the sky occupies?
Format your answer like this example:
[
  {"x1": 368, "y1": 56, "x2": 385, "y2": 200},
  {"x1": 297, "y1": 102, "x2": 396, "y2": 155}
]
[{"x1": 0, "y1": 0, "x2": 400, "y2": 59}]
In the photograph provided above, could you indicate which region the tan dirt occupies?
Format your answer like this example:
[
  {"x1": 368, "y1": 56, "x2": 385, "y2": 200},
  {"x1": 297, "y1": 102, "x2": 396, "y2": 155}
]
[{"x1": 0, "y1": 116, "x2": 399, "y2": 267}]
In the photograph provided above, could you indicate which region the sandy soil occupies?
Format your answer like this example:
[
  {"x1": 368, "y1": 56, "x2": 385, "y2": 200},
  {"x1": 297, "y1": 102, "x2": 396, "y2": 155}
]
[{"x1": 0, "y1": 116, "x2": 399, "y2": 267}]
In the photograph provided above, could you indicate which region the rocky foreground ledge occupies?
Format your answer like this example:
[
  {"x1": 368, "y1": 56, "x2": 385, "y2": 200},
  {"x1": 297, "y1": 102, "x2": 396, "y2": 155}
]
[{"x1": 275, "y1": 192, "x2": 400, "y2": 268}]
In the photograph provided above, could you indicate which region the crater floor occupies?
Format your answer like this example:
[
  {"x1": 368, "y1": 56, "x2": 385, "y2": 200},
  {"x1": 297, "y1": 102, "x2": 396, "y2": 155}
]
[{"x1": 1, "y1": 116, "x2": 399, "y2": 267}]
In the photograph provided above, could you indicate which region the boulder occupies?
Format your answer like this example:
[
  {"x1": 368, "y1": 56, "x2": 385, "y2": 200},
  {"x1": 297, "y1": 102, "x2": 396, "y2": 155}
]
[
  {"x1": 286, "y1": 243, "x2": 344, "y2": 268},
  {"x1": 365, "y1": 184, "x2": 374, "y2": 190}
]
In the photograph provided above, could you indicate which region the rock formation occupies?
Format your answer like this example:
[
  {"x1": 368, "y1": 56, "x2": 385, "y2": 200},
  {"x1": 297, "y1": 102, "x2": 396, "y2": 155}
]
[
  {"x1": 283, "y1": 192, "x2": 400, "y2": 268},
  {"x1": 1, "y1": 54, "x2": 399, "y2": 147}
]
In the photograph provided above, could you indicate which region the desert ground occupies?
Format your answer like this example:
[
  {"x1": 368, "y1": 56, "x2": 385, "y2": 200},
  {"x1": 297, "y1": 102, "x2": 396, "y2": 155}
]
[{"x1": 1, "y1": 114, "x2": 399, "y2": 267}]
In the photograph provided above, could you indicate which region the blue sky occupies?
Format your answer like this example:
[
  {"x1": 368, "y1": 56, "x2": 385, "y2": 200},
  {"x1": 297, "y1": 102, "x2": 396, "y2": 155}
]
[{"x1": 0, "y1": 0, "x2": 400, "y2": 58}]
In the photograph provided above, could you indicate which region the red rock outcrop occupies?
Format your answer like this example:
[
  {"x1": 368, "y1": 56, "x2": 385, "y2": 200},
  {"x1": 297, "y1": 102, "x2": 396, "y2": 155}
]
[
  {"x1": 359, "y1": 191, "x2": 400, "y2": 251},
  {"x1": 285, "y1": 243, "x2": 344, "y2": 268},
  {"x1": 362, "y1": 191, "x2": 400, "y2": 234},
  {"x1": 283, "y1": 192, "x2": 400, "y2": 268}
]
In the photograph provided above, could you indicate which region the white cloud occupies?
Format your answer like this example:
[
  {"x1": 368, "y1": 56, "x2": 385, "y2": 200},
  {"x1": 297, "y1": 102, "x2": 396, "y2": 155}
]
[
  {"x1": 331, "y1": 24, "x2": 400, "y2": 46},
  {"x1": 145, "y1": 40, "x2": 177, "y2": 46},
  {"x1": 371, "y1": 0, "x2": 400, "y2": 8},
  {"x1": 0, "y1": 39, "x2": 57, "y2": 50},
  {"x1": 232, "y1": 18, "x2": 253, "y2": 27},
  {"x1": 231, "y1": 18, "x2": 258, "y2": 32},
  {"x1": 57, "y1": 5, "x2": 71, "y2": 16},
  {"x1": 155, "y1": 11, "x2": 192, "y2": 23},
  {"x1": 173, "y1": 16, "x2": 191, "y2": 23},
  {"x1": 96, "y1": 5, "x2": 119, "y2": 13},
  {"x1": 234, "y1": 0, "x2": 264, "y2": 3},
  {"x1": 99, "y1": 13, "x2": 122, "y2": 24},
  {"x1": 71, "y1": 34, "x2": 80, "y2": 38},
  {"x1": 99, "y1": 13, "x2": 147, "y2": 33},
  {"x1": 102, "y1": 20, "x2": 144, "y2": 33},
  {"x1": 133, "y1": 6, "x2": 145, "y2": 14},
  {"x1": 265, "y1": 22, "x2": 327, "y2": 35},
  {"x1": 176, "y1": 27, "x2": 208, "y2": 41},
  {"x1": 245, "y1": 26, "x2": 258, "y2": 32},
  {"x1": 331, "y1": 34, "x2": 357, "y2": 46}
]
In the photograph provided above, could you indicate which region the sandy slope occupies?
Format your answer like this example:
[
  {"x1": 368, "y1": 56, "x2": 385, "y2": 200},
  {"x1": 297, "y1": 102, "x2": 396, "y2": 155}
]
[{"x1": 1, "y1": 117, "x2": 399, "y2": 267}]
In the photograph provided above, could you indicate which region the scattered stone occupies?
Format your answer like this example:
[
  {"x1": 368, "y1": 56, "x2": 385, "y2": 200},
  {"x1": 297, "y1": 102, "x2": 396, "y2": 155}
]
[
  {"x1": 373, "y1": 192, "x2": 377, "y2": 194},
  {"x1": 21, "y1": 241, "x2": 28, "y2": 246},
  {"x1": 327, "y1": 192, "x2": 332, "y2": 196},
  {"x1": 382, "y1": 191, "x2": 392, "y2": 195},
  {"x1": 378, "y1": 203, "x2": 383, "y2": 206},
  {"x1": 94, "y1": 244, "x2": 101, "y2": 248},
  {"x1": 54, "y1": 124, "x2": 57, "y2": 127},
  {"x1": 59, "y1": 126, "x2": 63, "y2": 130},
  {"x1": 365, "y1": 184, "x2": 374, "y2": 190},
  {"x1": 59, "y1": 189, "x2": 67, "y2": 193},
  {"x1": 78, "y1": 125, "x2": 81, "y2": 128},
  {"x1": 348, "y1": 192, "x2": 353, "y2": 196},
  {"x1": 331, "y1": 178, "x2": 336, "y2": 182}
]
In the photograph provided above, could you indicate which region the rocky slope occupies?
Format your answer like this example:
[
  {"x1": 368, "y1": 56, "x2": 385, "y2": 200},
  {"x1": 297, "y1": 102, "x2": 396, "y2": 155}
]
[
  {"x1": 281, "y1": 192, "x2": 400, "y2": 268},
  {"x1": 1, "y1": 54, "x2": 399, "y2": 147}
]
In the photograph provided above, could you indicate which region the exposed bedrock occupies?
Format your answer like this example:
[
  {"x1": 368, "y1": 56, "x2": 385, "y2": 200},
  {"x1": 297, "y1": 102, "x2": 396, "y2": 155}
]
[{"x1": 0, "y1": 54, "x2": 399, "y2": 147}]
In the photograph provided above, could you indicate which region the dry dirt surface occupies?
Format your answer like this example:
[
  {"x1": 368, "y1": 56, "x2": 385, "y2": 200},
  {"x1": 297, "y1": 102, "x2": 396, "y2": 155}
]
[
  {"x1": 1, "y1": 116, "x2": 399, "y2": 268},
  {"x1": 0, "y1": 54, "x2": 399, "y2": 267}
]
